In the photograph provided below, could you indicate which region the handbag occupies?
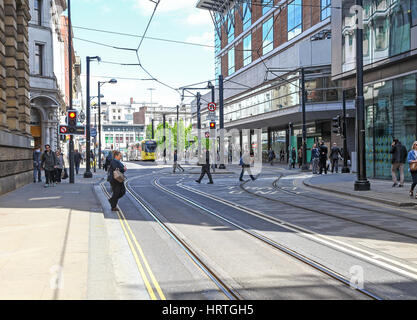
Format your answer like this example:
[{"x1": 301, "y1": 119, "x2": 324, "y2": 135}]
[
  {"x1": 62, "y1": 168, "x2": 69, "y2": 180},
  {"x1": 410, "y1": 162, "x2": 417, "y2": 172},
  {"x1": 113, "y1": 168, "x2": 125, "y2": 183}
]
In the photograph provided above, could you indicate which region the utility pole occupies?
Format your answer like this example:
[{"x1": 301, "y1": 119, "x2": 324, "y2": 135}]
[
  {"x1": 197, "y1": 92, "x2": 201, "y2": 156},
  {"x1": 84, "y1": 56, "x2": 101, "y2": 178},
  {"x1": 342, "y1": 90, "x2": 350, "y2": 173},
  {"x1": 301, "y1": 68, "x2": 309, "y2": 171},
  {"x1": 68, "y1": 0, "x2": 74, "y2": 184},
  {"x1": 354, "y1": 0, "x2": 370, "y2": 191},
  {"x1": 98, "y1": 83, "x2": 102, "y2": 169},
  {"x1": 218, "y1": 75, "x2": 226, "y2": 169}
]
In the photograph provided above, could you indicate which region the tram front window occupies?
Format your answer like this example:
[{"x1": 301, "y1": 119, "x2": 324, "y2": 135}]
[{"x1": 145, "y1": 142, "x2": 157, "y2": 153}]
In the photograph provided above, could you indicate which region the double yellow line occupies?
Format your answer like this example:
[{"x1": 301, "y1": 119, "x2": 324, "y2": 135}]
[{"x1": 103, "y1": 183, "x2": 165, "y2": 300}]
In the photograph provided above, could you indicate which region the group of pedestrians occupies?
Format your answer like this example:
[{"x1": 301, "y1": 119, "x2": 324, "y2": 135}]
[
  {"x1": 33, "y1": 145, "x2": 67, "y2": 188},
  {"x1": 310, "y1": 142, "x2": 343, "y2": 174},
  {"x1": 267, "y1": 149, "x2": 285, "y2": 165}
]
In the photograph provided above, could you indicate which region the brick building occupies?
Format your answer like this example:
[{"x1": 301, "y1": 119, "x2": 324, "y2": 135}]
[
  {"x1": 195, "y1": 0, "x2": 355, "y2": 162},
  {"x1": 0, "y1": 0, "x2": 33, "y2": 195}
]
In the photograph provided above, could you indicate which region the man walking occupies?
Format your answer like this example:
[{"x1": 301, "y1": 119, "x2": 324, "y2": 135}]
[
  {"x1": 173, "y1": 150, "x2": 184, "y2": 173},
  {"x1": 291, "y1": 147, "x2": 296, "y2": 169},
  {"x1": 311, "y1": 143, "x2": 320, "y2": 174},
  {"x1": 33, "y1": 146, "x2": 42, "y2": 183},
  {"x1": 319, "y1": 141, "x2": 328, "y2": 174},
  {"x1": 240, "y1": 150, "x2": 256, "y2": 181},
  {"x1": 41, "y1": 144, "x2": 57, "y2": 188},
  {"x1": 390, "y1": 138, "x2": 408, "y2": 187},
  {"x1": 195, "y1": 149, "x2": 213, "y2": 184},
  {"x1": 330, "y1": 143, "x2": 343, "y2": 173},
  {"x1": 268, "y1": 148, "x2": 275, "y2": 166},
  {"x1": 74, "y1": 149, "x2": 82, "y2": 174}
]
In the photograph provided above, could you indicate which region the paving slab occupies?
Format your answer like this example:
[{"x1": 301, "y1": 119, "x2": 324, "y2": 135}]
[
  {"x1": 303, "y1": 174, "x2": 417, "y2": 207},
  {"x1": 0, "y1": 169, "x2": 109, "y2": 300}
]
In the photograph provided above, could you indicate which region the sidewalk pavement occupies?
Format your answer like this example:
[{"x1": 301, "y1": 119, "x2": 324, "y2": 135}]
[
  {"x1": 303, "y1": 173, "x2": 417, "y2": 207},
  {"x1": 0, "y1": 168, "x2": 109, "y2": 300}
]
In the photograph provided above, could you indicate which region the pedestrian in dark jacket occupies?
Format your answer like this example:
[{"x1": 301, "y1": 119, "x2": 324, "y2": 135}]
[
  {"x1": 390, "y1": 138, "x2": 408, "y2": 187},
  {"x1": 33, "y1": 146, "x2": 42, "y2": 183},
  {"x1": 319, "y1": 141, "x2": 328, "y2": 174},
  {"x1": 268, "y1": 148, "x2": 275, "y2": 166},
  {"x1": 74, "y1": 149, "x2": 82, "y2": 174},
  {"x1": 104, "y1": 151, "x2": 113, "y2": 172},
  {"x1": 173, "y1": 150, "x2": 184, "y2": 173},
  {"x1": 311, "y1": 144, "x2": 320, "y2": 174},
  {"x1": 195, "y1": 149, "x2": 213, "y2": 184},
  {"x1": 330, "y1": 143, "x2": 343, "y2": 173},
  {"x1": 41, "y1": 144, "x2": 57, "y2": 187},
  {"x1": 108, "y1": 151, "x2": 127, "y2": 211},
  {"x1": 55, "y1": 149, "x2": 65, "y2": 183},
  {"x1": 291, "y1": 147, "x2": 296, "y2": 169}
]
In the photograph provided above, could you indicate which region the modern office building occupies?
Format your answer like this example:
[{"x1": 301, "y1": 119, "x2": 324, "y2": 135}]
[
  {"x1": 331, "y1": 0, "x2": 417, "y2": 179},
  {"x1": 195, "y1": 0, "x2": 355, "y2": 162}
]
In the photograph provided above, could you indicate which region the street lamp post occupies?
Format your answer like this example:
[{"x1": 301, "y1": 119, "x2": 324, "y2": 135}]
[
  {"x1": 148, "y1": 88, "x2": 155, "y2": 139},
  {"x1": 98, "y1": 79, "x2": 117, "y2": 169},
  {"x1": 84, "y1": 55, "x2": 101, "y2": 179},
  {"x1": 68, "y1": 0, "x2": 75, "y2": 184},
  {"x1": 354, "y1": 0, "x2": 371, "y2": 191}
]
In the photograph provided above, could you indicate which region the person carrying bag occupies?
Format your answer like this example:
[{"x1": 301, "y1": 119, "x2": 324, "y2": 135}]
[{"x1": 108, "y1": 151, "x2": 127, "y2": 211}]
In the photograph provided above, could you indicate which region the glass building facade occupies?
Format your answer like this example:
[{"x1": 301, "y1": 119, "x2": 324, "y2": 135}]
[{"x1": 365, "y1": 73, "x2": 417, "y2": 180}]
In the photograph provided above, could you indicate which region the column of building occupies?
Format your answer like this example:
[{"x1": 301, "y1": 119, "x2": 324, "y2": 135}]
[{"x1": 0, "y1": 0, "x2": 34, "y2": 195}]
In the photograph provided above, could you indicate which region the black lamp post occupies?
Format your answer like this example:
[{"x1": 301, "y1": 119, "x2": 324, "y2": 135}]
[
  {"x1": 84, "y1": 55, "x2": 101, "y2": 179},
  {"x1": 98, "y1": 79, "x2": 117, "y2": 169},
  {"x1": 354, "y1": 0, "x2": 371, "y2": 191}
]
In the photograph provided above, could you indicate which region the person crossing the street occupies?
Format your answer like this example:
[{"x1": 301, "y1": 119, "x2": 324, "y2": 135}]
[
  {"x1": 318, "y1": 141, "x2": 328, "y2": 174},
  {"x1": 108, "y1": 151, "x2": 127, "y2": 211},
  {"x1": 195, "y1": 149, "x2": 213, "y2": 184},
  {"x1": 173, "y1": 150, "x2": 185, "y2": 173},
  {"x1": 239, "y1": 150, "x2": 256, "y2": 182}
]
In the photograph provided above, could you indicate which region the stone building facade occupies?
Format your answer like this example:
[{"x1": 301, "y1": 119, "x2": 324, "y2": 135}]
[{"x1": 0, "y1": 0, "x2": 33, "y2": 195}]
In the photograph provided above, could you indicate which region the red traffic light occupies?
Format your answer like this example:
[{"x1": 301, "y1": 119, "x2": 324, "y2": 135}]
[
  {"x1": 69, "y1": 111, "x2": 76, "y2": 119},
  {"x1": 209, "y1": 122, "x2": 216, "y2": 129}
]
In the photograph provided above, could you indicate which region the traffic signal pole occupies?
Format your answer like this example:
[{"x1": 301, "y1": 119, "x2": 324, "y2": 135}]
[
  {"x1": 84, "y1": 56, "x2": 93, "y2": 178},
  {"x1": 68, "y1": 0, "x2": 74, "y2": 184},
  {"x1": 301, "y1": 68, "x2": 309, "y2": 171},
  {"x1": 219, "y1": 74, "x2": 226, "y2": 169},
  {"x1": 342, "y1": 90, "x2": 350, "y2": 173}
]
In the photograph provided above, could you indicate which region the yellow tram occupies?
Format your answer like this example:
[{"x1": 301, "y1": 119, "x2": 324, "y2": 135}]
[{"x1": 141, "y1": 140, "x2": 157, "y2": 161}]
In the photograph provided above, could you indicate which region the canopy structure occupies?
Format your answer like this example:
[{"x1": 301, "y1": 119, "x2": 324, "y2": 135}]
[{"x1": 196, "y1": 0, "x2": 233, "y2": 13}]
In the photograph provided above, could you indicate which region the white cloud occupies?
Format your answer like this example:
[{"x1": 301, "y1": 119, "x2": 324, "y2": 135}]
[
  {"x1": 134, "y1": 0, "x2": 197, "y2": 15},
  {"x1": 185, "y1": 10, "x2": 212, "y2": 26},
  {"x1": 185, "y1": 31, "x2": 214, "y2": 52}
]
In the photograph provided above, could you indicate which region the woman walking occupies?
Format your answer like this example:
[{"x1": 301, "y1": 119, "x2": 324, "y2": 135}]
[
  {"x1": 108, "y1": 151, "x2": 127, "y2": 211},
  {"x1": 408, "y1": 141, "x2": 417, "y2": 198},
  {"x1": 55, "y1": 149, "x2": 65, "y2": 183}
]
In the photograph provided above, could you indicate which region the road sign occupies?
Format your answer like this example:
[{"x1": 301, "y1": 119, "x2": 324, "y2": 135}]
[
  {"x1": 206, "y1": 114, "x2": 218, "y2": 121},
  {"x1": 78, "y1": 111, "x2": 85, "y2": 123},
  {"x1": 91, "y1": 128, "x2": 97, "y2": 137},
  {"x1": 205, "y1": 132, "x2": 210, "y2": 138},
  {"x1": 208, "y1": 102, "x2": 217, "y2": 112},
  {"x1": 59, "y1": 125, "x2": 85, "y2": 136}
]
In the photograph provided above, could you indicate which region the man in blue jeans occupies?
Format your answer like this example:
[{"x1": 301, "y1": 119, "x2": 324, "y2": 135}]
[{"x1": 33, "y1": 146, "x2": 42, "y2": 182}]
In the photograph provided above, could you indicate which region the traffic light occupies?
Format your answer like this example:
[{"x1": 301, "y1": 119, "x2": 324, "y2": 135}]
[
  {"x1": 332, "y1": 115, "x2": 341, "y2": 135},
  {"x1": 209, "y1": 122, "x2": 216, "y2": 129},
  {"x1": 67, "y1": 110, "x2": 77, "y2": 133}
]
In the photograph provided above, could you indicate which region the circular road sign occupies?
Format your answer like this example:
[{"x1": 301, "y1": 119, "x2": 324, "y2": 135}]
[
  {"x1": 60, "y1": 126, "x2": 68, "y2": 134},
  {"x1": 208, "y1": 102, "x2": 216, "y2": 112}
]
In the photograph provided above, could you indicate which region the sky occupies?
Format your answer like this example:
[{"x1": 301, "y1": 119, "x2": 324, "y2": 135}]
[{"x1": 70, "y1": 0, "x2": 215, "y2": 108}]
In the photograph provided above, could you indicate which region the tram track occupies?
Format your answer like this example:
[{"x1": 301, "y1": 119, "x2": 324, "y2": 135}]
[
  {"x1": 121, "y1": 179, "x2": 242, "y2": 300},
  {"x1": 151, "y1": 176, "x2": 382, "y2": 300},
  {"x1": 239, "y1": 174, "x2": 417, "y2": 242}
]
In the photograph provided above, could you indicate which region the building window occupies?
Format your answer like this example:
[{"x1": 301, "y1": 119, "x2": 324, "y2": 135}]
[
  {"x1": 262, "y1": 0, "x2": 273, "y2": 16},
  {"x1": 34, "y1": 43, "x2": 44, "y2": 75},
  {"x1": 228, "y1": 8, "x2": 235, "y2": 43},
  {"x1": 34, "y1": 0, "x2": 42, "y2": 26},
  {"x1": 243, "y1": 34, "x2": 252, "y2": 66},
  {"x1": 321, "y1": 0, "x2": 331, "y2": 20},
  {"x1": 242, "y1": 2, "x2": 251, "y2": 31},
  {"x1": 288, "y1": 0, "x2": 302, "y2": 40},
  {"x1": 263, "y1": 17, "x2": 274, "y2": 55},
  {"x1": 412, "y1": 0, "x2": 417, "y2": 26},
  {"x1": 228, "y1": 47, "x2": 235, "y2": 75}
]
